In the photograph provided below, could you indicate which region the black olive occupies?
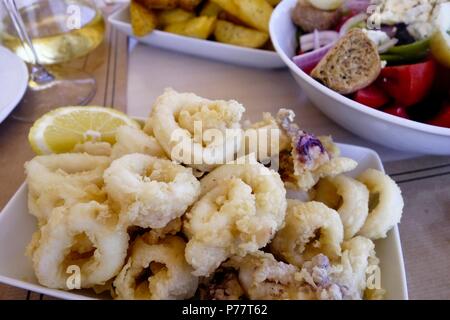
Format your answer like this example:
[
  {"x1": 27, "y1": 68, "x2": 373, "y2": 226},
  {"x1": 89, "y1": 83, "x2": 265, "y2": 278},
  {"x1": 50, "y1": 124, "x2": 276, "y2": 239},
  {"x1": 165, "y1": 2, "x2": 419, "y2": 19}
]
[{"x1": 395, "y1": 23, "x2": 416, "y2": 45}]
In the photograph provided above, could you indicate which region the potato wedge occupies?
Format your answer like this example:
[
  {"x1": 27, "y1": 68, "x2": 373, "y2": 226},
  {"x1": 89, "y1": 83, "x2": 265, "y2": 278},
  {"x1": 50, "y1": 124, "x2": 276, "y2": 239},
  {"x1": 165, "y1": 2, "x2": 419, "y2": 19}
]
[
  {"x1": 214, "y1": 20, "x2": 269, "y2": 48},
  {"x1": 218, "y1": 10, "x2": 247, "y2": 26},
  {"x1": 164, "y1": 16, "x2": 217, "y2": 39},
  {"x1": 210, "y1": 0, "x2": 240, "y2": 18},
  {"x1": 179, "y1": 0, "x2": 203, "y2": 11},
  {"x1": 212, "y1": 0, "x2": 273, "y2": 32},
  {"x1": 136, "y1": 0, "x2": 178, "y2": 10},
  {"x1": 200, "y1": 1, "x2": 222, "y2": 17},
  {"x1": 234, "y1": 0, "x2": 273, "y2": 32},
  {"x1": 130, "y1": 0, "x2": 158, "y2": 37},
  {"x1": 157, "y1": 8, "x2": 194, "y2": 26}
]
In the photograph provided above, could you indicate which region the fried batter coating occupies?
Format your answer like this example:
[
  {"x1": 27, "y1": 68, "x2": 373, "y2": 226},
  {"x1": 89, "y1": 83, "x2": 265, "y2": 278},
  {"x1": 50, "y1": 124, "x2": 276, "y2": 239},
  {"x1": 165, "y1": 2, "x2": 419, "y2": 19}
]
[
  {"x1": 114, "y1": 235, "x2": 198, "y2": 300},
  {"x1": 333, "y1": 236, "x2": 384, "y2": 299},
  {"x1": 72, "y1": 141, "x2": 112, "y2": 156},
  {"x1": 276, "y1": 109, "x2": 357, "y2": 191},
  {"x1": 111, "y1": 126, "x2": 167, "y2": 160},
  {"x1": 231, "y1": 251, "x2": 314, "y2": 300},
  {"x1": 270, "y1": 200, "x2": 344, "y2": 267},
  {"x1": 184, "y1": 160, "x2": 287, "y2": 276},
  {"x1": 25, "y1": 154, "x2": 110, "y2": 225},
  {"x1": 232, "y1": 252, "x2": 362, "y2": 300},
  {"x1": 104, "y1": 154, "x2": 200, "y2": 228},
  {"x1": 311, "y1": 175, "x2": 369, "y2": 239},
  {"x1": 127, "y1": 217, "x2": 182, "y2": 244},
  {"x1": 238, "y1": 112, "x2": 291, "y2": 163},
  {"x1": 149, "y1": 88, "x2": 245, "y2": 172},
  {"x1": 29, "y1": 201, "x2": 129, "y2": 289},
  {"x1": 145, "y1": 218, "x2": 183, "y2": 243},
  {"x1": 356, "y1": 169, "x2": 403, "y2": 239}
]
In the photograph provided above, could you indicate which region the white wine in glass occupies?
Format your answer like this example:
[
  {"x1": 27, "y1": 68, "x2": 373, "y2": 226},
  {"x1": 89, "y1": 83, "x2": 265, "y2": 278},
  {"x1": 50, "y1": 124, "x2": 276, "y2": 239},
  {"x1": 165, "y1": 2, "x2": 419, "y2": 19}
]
[{"x1": 0, "y1": 0, "x2": 105, "y2": 121}]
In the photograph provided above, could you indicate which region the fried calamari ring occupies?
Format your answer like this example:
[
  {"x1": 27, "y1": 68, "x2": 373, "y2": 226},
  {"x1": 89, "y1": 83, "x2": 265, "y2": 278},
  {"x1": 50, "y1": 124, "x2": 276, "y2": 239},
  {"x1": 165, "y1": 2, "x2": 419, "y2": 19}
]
[
  {"x1": 295, "y1": 254, "x2": 352, "y2": 300},
  {"x1": 356, "y1": 169, "x2": 404, "y2": 239},
  {"x1": 111, "y1": 126, "x2": 167, "y2": 160},
  {"x1": 114, "y1": 235, "x2": 198, "y2": 300},
  {"x1": 311, "y1": 175, "x2": 369, "y2": 239},
  {"x1": 270, "y1": 200, "x2": 343, "y2": 267},
  {"x1": 335, "y1": 236, "x2": 382, "y2": 299},
  {"x1": 276, "y1": 109, "x2": 357, "y2": 191},
  {"x1": 25, "y1": 154, "x2": 110, "y2": 225},
  {"x1": 29, "y1": 201, "x2": 129, "y2": 289},
  {"x1": 232, "y1": 252, "x2": 362, "y2": 300},
  {"x1": 104, "y1": 153, "x2": 200, "y2": 228},
  {"x1": 149, "y1": 88, "x2": 245, "y2": 172},
  {"x1": 237, "y1": 112, "x2": 291, "y2": 163},
  {"x1": 292, "y1": 155, "x2": 358, "y2": 191},
  {"x1": 145, "y1": 217, "x2": 182, "y2": 243},
  {"x1": 184, "y1": 160, "x2": 287, "y2": 276},
  {"x1": 72, "y1": 141, "x2": 112, "y2": 156},
  {"x1": 231, "y1": 251, "x2": 314, "y2": 300}
]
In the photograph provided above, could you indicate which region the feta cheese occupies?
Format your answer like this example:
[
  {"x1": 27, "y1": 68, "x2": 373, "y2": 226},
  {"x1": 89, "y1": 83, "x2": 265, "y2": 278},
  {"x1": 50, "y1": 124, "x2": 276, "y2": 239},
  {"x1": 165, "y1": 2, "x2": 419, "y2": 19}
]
[
  {"x1": 368, "y1": 0, "x2": 449, "y2": 40},
  {"x1": 363, "y1": 29, "x2": 390, "y2": 46}
]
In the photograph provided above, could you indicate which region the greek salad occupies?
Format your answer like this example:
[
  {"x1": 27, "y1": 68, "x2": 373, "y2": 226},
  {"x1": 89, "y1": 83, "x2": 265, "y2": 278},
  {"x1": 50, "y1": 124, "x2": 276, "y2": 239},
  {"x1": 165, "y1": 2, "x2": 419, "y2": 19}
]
[{"x1": 291, "y1": 0, "x2": 450, "y2": 128}]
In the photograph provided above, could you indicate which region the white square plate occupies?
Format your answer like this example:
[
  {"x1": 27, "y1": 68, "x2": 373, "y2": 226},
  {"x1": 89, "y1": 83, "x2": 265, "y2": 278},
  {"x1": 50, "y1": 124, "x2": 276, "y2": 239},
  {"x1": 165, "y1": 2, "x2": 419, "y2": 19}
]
[
  {"x1": 108, "y1": 4, "x2": 285, "y2": 69},
  {"x1": 0, "y1": 143, "x2": 408, "y2": 300}
]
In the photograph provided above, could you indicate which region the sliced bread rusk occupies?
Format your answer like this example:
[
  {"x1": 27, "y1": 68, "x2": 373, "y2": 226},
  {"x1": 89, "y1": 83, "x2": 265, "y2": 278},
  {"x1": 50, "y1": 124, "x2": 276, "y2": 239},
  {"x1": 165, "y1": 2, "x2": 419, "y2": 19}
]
[{"x1": 311, "y1": 29, "x2": 381, "y2": 95}]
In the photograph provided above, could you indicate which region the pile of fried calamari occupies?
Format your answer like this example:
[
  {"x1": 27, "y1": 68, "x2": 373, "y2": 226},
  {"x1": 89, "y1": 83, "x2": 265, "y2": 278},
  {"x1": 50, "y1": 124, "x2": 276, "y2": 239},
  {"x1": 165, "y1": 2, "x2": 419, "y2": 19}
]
[{"x1": 25, "y1": 89, "x2": 403, "y2": 300}]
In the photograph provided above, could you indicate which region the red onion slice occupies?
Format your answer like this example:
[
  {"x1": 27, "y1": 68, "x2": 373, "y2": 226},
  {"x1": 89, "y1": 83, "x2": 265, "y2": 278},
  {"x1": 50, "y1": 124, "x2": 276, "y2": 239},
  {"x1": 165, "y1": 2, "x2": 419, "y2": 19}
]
[
  {"x1": 293, "y1": 42, "x2": 335, "y2": 74},
  {"x1": 300, "y1": 31, "x2": 339, "y2": 52},
  {"x1": 314, "y1": 29, "x2": 320, "y2": 51},
  {"x1": 380, "y1": 25, "x2": 397, "y2": 38}
]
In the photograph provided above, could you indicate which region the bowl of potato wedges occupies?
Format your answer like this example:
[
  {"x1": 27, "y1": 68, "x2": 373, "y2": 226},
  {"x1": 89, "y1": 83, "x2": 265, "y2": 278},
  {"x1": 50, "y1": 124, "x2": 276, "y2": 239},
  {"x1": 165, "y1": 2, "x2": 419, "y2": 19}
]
[{"x1": 108, "y1": 0, "x2": 285, "y2": 68}]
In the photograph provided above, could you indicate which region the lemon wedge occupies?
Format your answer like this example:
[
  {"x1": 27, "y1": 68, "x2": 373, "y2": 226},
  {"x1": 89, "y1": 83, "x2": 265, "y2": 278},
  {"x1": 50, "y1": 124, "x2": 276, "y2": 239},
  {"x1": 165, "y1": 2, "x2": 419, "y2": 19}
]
[{"x1": 28, "y1": 106, "x2": 140, "y2": 155}]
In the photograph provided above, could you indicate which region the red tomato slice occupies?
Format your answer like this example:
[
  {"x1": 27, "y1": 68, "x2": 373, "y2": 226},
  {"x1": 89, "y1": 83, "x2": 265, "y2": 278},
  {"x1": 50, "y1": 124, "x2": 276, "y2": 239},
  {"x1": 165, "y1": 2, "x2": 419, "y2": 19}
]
[
  {"x1": 354, "y1": 84, "x2": 390, "y2": 109},
  {"x1": 378, "y1": 60, "x2": 437, "y2": 107},
  {"x1": 428, "y1": 103, "x2": 450, "y2": 128},
  {"x1": 384, "y1": 105, "x2": 410, "y2": 119}
]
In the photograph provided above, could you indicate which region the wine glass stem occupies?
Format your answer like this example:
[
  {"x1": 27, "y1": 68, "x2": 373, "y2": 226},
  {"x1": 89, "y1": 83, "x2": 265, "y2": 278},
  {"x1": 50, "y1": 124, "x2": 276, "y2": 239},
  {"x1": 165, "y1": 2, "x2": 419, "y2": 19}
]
[{"x1": 3, "y1": 0, "x2": 54, "y2": 83}]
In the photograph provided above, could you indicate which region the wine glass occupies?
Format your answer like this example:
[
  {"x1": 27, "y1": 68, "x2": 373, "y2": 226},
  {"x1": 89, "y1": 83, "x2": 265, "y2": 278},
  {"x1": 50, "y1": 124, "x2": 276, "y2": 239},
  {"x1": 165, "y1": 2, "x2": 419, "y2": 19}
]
[{"x1": 0, "y1": 0, "x2": 105, "y2": 121}]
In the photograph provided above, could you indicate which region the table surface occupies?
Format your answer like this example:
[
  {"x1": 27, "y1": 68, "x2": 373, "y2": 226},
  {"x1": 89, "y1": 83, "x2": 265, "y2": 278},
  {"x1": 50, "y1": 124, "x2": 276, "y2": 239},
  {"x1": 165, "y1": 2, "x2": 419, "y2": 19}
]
[{"x1": 1, "y1": 21, "x2": 449, "y2": 299}]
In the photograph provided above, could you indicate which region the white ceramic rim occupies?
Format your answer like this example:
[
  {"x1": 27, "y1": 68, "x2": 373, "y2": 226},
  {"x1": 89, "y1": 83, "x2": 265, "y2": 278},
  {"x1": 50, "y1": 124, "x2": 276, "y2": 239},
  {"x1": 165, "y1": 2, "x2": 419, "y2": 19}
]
[
  {"x1": 108, "y1": 5, "x2": 282, "y2": 60},
  {"x1": 269, "y1": 0, "x2": 450, "y2": 137},
  {"x1": 0, "y1": 46, "x2": 28, "y2": 124}
]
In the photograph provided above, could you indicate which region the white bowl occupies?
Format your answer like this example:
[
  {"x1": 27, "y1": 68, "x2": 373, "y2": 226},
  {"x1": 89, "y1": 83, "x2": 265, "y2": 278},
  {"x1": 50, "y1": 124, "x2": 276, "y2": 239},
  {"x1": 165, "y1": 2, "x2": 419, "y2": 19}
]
[
  {"x1": 0, "y1": 46, "x2": 28, "y2": 124},
  {"x1": 108, "y1": 4, "x2": 285, "y2": 69},
  {"x1": 0, "y1": 143, "x2": 408, "y2": 300},
  {"x1": 270, "y1": 0, "x2": 450, "y2": 155}
]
